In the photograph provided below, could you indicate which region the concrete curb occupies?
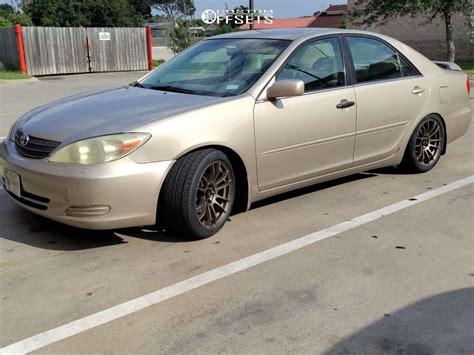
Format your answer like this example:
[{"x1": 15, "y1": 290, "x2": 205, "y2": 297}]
[{"x1": 0, "y1": 77, "x2": 39, "y2": 84}]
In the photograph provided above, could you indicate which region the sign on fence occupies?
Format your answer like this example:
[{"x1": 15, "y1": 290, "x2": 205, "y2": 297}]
[
  {"x1": 99, "y1": 32, "x2": 111, "y2": 41},
  {"x1": 87, "y1": 27, "x2": 148, "y2": 73}
]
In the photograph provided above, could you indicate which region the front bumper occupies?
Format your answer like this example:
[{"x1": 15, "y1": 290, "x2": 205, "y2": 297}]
[{"x1": 0, "y1": 140, "x2": 173, "y2": 229}]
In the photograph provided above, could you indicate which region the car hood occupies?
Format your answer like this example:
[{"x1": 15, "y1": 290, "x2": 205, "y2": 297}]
[{"x1": 17, "y1": 86, "x2": 225, "y2": 144}]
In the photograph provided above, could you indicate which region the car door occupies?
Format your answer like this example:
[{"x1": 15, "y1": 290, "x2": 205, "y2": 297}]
[
  {"x1": 345, "y1": 36, "x2": 430, "y2": 166},
  {"x1": 254, "y1": 37, "x2": 356, "y2": 191}
]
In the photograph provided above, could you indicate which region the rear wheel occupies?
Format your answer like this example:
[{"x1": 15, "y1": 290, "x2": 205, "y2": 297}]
[
  {"x1": 400, "y1": 115, "x2": 445, "y2": 173},
  {"x1": 161, "y1": 149, "x2": 235, "y2": 239}
]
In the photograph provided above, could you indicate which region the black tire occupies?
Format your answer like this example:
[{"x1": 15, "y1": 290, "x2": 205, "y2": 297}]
[
  {"x1": 400, "y1": 114, "x2": 445, "y2": 173},
  {"x1": 160, "y1": 149, "x2": 235, "y2": 239}
]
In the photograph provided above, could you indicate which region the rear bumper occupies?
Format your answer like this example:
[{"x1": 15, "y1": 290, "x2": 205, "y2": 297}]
[{"x1": 0, "y1": 140, "x2": 173, "y2": 229}]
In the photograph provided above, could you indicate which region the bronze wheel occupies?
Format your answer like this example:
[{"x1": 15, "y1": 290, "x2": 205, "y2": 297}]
[
  {"x1": 400, "y1": 115, "x2": 445, "y2": 173},
  {"x1": 415, "y1": 118, "x2": 442, "y2": 167},
  {"x1": 196, "y1": 160, "x2": 233, "y2": 228},
  {"x1": 160, "y1": 149, "x2": 235, "y2": 239}
]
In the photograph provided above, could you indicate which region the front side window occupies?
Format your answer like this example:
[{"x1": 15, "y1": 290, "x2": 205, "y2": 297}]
[
  {"x1": 347, "y1": 36, "x2": 404, "y2": 83},
  {"x1": 140, "y1": 38, "x2": 290, "y2": 97},
  {"x1": 277, "y1": 37, "x2": 345, "y2": 93}
]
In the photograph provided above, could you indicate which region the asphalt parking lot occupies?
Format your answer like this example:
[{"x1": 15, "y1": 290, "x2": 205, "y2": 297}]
[{"x1": 0, "y1": 73, "x2": 473, "y2": 354}]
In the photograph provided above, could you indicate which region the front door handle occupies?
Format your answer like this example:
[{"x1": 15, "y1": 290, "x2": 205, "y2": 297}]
[
  {"x1": 411, "y1": 86, "x2": 425, "y2": 95},
  {"x1": 336, "y1": 99, "x2": 355, "y2": 109}
]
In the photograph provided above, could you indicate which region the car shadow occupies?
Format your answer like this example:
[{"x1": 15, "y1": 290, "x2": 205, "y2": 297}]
[
  {"x1": 368, "y1": 165, "x2": 413, "y2": 175},
  {"x1": 1, "y1": 209, "x2": 127, "y2": 251},
  {"x1": 250, "y1": 172, "x2": 377, "y2": 210},
  {"x1": 1, "y1": 172, "x2": 379, "y2": 250},
  {"x1": 324, "y1": 287, "x2": 474, "y2": 354},
  {"x1": 1, "y1": 205, "x2": 197, "y2": 251},
  {"x1": 118, "y1": 226, "x2": 196, "y2": 243}
]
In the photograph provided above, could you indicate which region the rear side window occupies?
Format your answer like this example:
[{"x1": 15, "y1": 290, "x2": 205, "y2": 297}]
[
  {"x1": 399, "y1": 55, "x2": 418, "y2": 77},
  {"x1": 277, "y1": 37, "x2": 345, "y2": 93},
  {"x1": 347, "y1": 36, "x2": 417, "y2": 83}
]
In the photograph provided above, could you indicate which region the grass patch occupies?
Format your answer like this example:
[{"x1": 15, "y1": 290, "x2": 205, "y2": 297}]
[
  {"x1": 456, "y1": 61, "x2": 474, "y2": 75},
  {"x1": 152, "y1": 59, "x2": 166, "y2": 68},
  {"x1": 0, "y1": 71, "x2": 32, "y2": 80}
]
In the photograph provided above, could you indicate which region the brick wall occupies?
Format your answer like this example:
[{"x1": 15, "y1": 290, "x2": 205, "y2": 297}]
[{"x1": 347, "y1": 0, "x2": 473, "y2": 61}]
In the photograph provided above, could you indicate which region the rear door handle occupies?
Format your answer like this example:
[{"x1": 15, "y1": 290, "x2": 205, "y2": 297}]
[
  {"x1": 336, "y1": 99, "x2": 355, "y2": 109},
  {"x1": 411, "y1": 86, "x2": 425, "y2": 95}
]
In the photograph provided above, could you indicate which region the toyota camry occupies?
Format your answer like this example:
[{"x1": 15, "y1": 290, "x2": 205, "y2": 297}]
[{"x1": 1, "y1": 28, "x2": 471, "y2": 239}]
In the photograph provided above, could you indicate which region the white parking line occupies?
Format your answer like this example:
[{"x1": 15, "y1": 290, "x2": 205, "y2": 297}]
[
  {"x1": 1, "y1": 175, "x2": 473, "y2": 354},
  {"x1": 0, "y1": 112, "x2": 24, "y2": 116}
]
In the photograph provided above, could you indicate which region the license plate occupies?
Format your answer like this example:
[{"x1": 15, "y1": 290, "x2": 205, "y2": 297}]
[{"x1": 4, "y1": 169, "x2": 21, "y2": 198}]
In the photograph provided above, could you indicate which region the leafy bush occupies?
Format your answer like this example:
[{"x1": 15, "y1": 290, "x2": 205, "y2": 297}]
[
  {"x1": 153, "y1": 59, "x2": 166, "y2": 67},
  {"x1": 0, "y1": 5, "x2": 33, "y2": 27},
  {"x1": 0, "y1": 15, "x2": 12, "y2": 28},
  {"x1": 168, "y1": 22, "x2": 192, "y2": 54}
]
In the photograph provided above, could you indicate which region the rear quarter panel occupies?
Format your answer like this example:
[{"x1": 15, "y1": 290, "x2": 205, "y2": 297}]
[{"x1": 428, "y1": 70, "x2": 472, "y2": 144}]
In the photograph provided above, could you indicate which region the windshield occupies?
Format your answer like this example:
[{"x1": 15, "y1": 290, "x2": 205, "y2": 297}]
[{"x1": 140, "y1": 38, "x2": 290, "y2": 97}]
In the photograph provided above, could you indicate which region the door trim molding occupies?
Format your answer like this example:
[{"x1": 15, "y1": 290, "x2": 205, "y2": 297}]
[{"x1": 260, "y1": 131, "x2": 356, "y2": 156}]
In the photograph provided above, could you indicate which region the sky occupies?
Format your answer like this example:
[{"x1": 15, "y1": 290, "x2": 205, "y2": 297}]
[
  {"x1": 193, "y1": 0, "x2": 347, "y2": 18},
  {"x1": 1, "y1": 0, "x2": 348, "y2": 19}
]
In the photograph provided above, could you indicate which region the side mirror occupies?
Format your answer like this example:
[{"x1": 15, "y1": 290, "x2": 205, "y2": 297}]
[{"x1": 266, "y1": 79, "x2": 305, "y2": 100}]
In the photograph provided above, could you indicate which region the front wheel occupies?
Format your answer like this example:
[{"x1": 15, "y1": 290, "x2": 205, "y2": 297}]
[
  {"x1": 160, "y1": 149, "x2": 235, "y2": 239},
  {"x1": 400, "y1": 115, "x2": 445, "y2": 173}
]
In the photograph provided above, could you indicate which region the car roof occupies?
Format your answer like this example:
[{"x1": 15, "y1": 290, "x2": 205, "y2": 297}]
[{"x1": 210, "y1": 28, "x2": 366, "y2": 41}]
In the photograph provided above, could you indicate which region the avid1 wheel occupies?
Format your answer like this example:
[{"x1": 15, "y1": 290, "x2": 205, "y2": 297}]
[
  {"x1": 161, "y1": 149, "x2": 235, "y2": 239},
  {"x1": 400, "y1": 115, "x2": 445, "y2": 173}
]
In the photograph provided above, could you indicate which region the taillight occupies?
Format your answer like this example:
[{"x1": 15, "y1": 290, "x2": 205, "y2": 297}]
[{"x1": 468, "y1": 76, "x2": 471, "y2": 96}]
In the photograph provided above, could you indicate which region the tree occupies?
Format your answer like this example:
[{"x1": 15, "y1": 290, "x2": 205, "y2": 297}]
[
  {"x1": 0, "y1": 4, "x2": 15, "y2": 13},
  {"x1": 129, "y1": 0, "x2": 152, "y2": 20},
  {"x1": 228, "y1": 5, "x2": 249, "y2": 28},
  {"x1": 348, "y1": 0, "x2": 473, "y2": 62},
  {"x1": 0, "y1": 3, "x2": 32, "y2": 26},
  {"x1": 151, "y1": 0, "x2": 195, "y2": 26},
  {"x1": 24, "y1": 0, "x2": 144, "y2": 27},
  {"x1": 8, "y1": 11, "x2": 33, "y2": 25},
  {"x1": 0, "y1": 15, "x2": 13, "y2": 28},
  {"x1": 168, "y1": 20, "x2": 192, "y2": 53},
  {"x1": 214, "y1": 23, "x2": 237, "y2": 35}
]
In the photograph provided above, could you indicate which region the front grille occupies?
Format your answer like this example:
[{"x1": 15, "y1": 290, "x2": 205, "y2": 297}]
[{"x1": 15, "y1": 131, "x2": 61, "y2": 159}]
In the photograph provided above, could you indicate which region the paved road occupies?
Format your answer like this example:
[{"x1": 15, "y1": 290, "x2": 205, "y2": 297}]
[{"x1": 0, "y1": 74, "x2": 473, "y2": 354}]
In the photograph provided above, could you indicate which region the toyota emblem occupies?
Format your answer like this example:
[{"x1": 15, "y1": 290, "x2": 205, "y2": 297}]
[{"x1": 18, "y1": 132, "x2": 30, "y2": 147}]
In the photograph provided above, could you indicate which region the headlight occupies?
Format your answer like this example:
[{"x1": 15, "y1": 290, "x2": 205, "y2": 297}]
[{"x1": 48, "y1": 133, "x2": 150, "y2": 165}]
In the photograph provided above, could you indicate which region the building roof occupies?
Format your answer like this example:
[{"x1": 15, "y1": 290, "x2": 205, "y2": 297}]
[
  {"x1": 325, "y1": 4, "x2": 348, "y2": 12},
  {"x1": 310, "y1": 15, "x2": 344, "y2": 28},
  {"x1": 310, "y1": 3, "x2": 347, "y2": 28},
  {"x1": 239, "y1": 17, "x2": 316, "y2": 30}
]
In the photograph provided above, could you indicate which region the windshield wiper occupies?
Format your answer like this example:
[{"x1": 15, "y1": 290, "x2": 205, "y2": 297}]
[
  {"x1": 147, "y1": 85, "x2": 198, "y2": 95},
  {"x1": 129, "y1": 80, "x2": 144, "y2": 88}
]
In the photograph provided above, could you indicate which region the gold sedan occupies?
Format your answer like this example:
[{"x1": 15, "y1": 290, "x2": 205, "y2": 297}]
[{"x1": 1, "y1": 28, "x2": 472, "y2": 239}]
